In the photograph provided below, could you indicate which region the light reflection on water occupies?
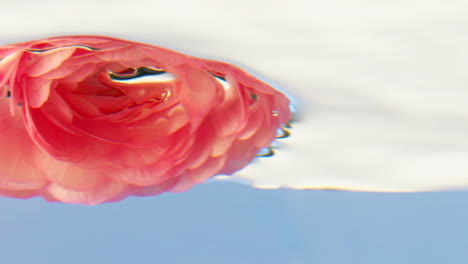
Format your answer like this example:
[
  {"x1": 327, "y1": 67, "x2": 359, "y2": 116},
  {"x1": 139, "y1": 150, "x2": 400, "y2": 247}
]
[{"x1": 221, "y1": 9, "x2": 468, "y2": 193}]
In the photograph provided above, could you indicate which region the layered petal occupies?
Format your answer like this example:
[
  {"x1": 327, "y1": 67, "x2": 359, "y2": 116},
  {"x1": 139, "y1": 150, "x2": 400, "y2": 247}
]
[
  {"x1": 0, "y1": 98, "x2": 48, "y2": 194},
  {"x1": 0, "y1": 35, "x2": 291, "y2": 204}
]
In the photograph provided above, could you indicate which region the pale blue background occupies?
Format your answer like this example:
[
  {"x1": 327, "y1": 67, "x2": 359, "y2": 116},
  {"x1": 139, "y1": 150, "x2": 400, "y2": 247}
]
[{"x1": 2, "y1": 184, "x2": 468, "y2": 264}]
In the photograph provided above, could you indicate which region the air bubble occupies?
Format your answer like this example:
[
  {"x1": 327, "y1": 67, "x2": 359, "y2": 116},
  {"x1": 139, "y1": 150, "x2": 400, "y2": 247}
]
[
  {"x1": 27, "y1": 45, "x2": 99, "y2": 53},
  {"x1": 257, "y1": 147, "x2": 274, "y2": 157},
  {"x1": 276, "y1": 127, "x2": 290, "y2": 139},
  {"x1": 109, "y1": 66, "x2": 176, "y2": 84},
  {"x1": 208, "y1": 71, "x2": 230, "y2": 91}
]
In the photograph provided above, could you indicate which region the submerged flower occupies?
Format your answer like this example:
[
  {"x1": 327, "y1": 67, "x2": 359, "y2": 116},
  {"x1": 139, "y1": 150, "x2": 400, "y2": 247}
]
[{"x1": 0, "y1": 36, "x2": 291, "y2": 205}]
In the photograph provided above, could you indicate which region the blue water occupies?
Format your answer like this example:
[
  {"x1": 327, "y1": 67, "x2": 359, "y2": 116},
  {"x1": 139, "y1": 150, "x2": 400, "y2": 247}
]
[{"x1": 2, "y1": 182, "x2": 468, "y2": 264}]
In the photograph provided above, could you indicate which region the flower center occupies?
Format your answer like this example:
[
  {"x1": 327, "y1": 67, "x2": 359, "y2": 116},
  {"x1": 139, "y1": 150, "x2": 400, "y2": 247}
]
[{"x1": 57, "y1": 66, "x2": 178, "y2": 119}]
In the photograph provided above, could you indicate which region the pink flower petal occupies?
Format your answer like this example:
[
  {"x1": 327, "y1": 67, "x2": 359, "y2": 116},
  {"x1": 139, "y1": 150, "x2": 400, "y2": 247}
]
[
  {"x1": 0, "y1": 52, "x2": 22, "y2": 94},
  {"x1": 208, "y1": 78, "x2": 248, "y2": 137},
  {"x1": 27, "y1": 48, "x2": 75, "y2": 77},
  {"x1": 43, "y1": 180, "x2": 128, "y2": 205},
  {"x1": 132, "y1": 177, "x2": 180, "y2": 197},
  {"x1": 24, "y1": 76, "x2": 53, "y2": 108},
  {"x1": 0, "y1": 98, "x2": 48, "y2": 190},
  {"x1": 0, "y1": 35, "x2": 292, "y2": 204},
  {"x1": 187, "y1": 155, "x2": 228, "y2": 184}
]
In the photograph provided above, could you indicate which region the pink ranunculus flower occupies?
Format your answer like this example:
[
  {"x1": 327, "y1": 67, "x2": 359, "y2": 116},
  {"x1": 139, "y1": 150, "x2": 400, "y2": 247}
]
[{"x1": 0, "y1": 36, "x2": 291, "y2": 205}]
